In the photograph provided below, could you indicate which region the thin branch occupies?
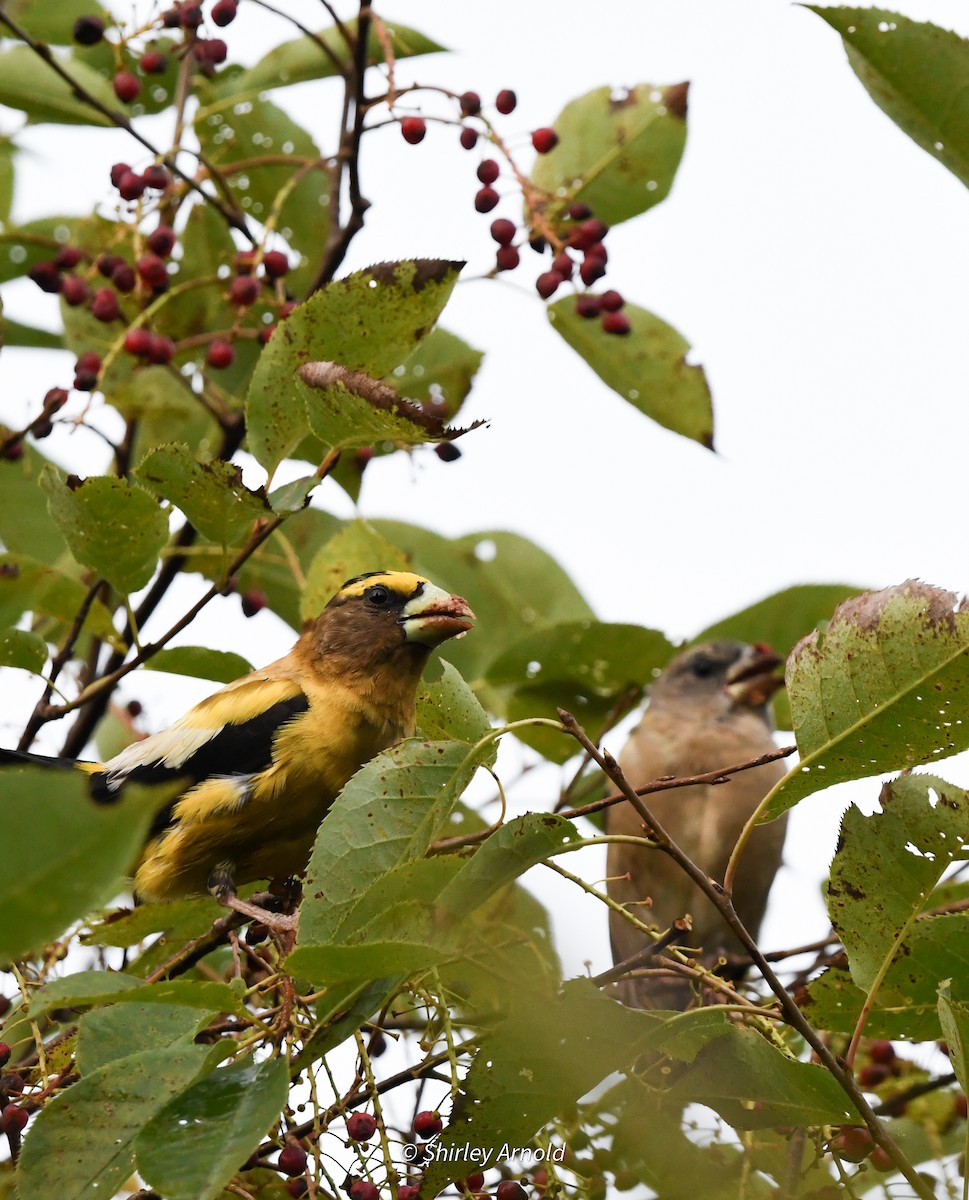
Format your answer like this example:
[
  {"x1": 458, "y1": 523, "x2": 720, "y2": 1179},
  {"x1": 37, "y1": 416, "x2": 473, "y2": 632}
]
[
  {"x1": 556, "y1": 708, "x2": 935, "y2": 1200},
  {"x1": 0, "y1": 9, "x2": 254, "y2": 242}
]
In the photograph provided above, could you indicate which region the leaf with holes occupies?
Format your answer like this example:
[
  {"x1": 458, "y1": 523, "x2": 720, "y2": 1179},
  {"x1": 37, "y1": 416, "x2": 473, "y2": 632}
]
[
  {"x1": 763, "y1": 581, "x2": 969, "y2": 818},
  {"x1": 299, "y1": 520, "x2": 409, "y2": 623}
]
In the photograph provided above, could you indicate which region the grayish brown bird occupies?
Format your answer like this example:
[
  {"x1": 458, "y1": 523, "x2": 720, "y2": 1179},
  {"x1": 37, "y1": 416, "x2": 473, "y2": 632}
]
[{"x1": 606, "y1": 640, "x2": 788, "y2": 1009}]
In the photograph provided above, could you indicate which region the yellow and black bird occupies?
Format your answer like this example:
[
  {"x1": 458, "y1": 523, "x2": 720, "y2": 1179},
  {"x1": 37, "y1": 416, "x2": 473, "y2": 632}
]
[
  {"x1": 606, "y1": 641, "x2": 787, "y2": 1009},
  {"x1": 1, "y1": 572, "x2": 474, "y2": 916}
]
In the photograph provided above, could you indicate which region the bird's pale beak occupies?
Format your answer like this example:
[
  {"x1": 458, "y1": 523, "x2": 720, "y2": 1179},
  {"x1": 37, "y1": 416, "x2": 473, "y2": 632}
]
[
  {"x1": 403, "y1": 584, "x2": 476, "y2": 646},
  {"x1": 725, "y1": 643, "x2": 784, "y2": 707}
]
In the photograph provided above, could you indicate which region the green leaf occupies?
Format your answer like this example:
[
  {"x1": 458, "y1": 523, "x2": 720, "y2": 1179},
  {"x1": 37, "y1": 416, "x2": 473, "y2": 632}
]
[
  {"x1": 117, "y1": 365, "x2": 221, "y2": 464},
  {"x1": 299, "y1": 519, "x2": 409, "y2": 622},
  {"x1": 0, "y1": 44, "x2": 115, "y2": 125},
  {"x1": 289, "y1": 738, "x2": 496, "y2": 979},
  {"x1": 224, "y1": 20, "x2": 445, "y2": 96},
  {"x1": 827, "y1": 773, "x2": 969, "y2": 990},
  {"x1": 142, "y1": 646, "x2": 253, "y2": 683},
  {"x1": 548, "y1": 296, "x2": 714, "y2": 448},
  {"x1": 531, "y1": 83, "x2": 688, "y2": 226},
  {"x1": 136, "y1": 1056, "x2": 288, "y2": 1200},
  {"x1": 134, "y1": 444, "x2": 271, "y2": 548},
  {"x1": 810, "y1": 7, "x2": 969, "y2": 190},
  {"x1": 694, "y1": 583, "x2": 863, "y2": 657},
  {"x1": 938, "y1": 981, "x2": 969, "y2": 1098},
  {"x1": 0, "y1": 626, "x2": 46, "y2": 673},
  {"x1": 77, "y1": 1003, "x2": 213, "y2": 1074},
  {"x1": 194, "y1": 92, "x2": 327, "y2": 295},
  {"x1": 0, "y1": 316, "x2": 62, "y2": 348},
  {"x1": 16, "y1": 1036, "x2": 211, "y2": 1200},
  {"x1": 422, "y1": 979, "x2": 660, "y2": 1193},
  {"x1": 0, "y1": 768, "x2": 155, "y2": 966},
  {"x1": 666, "y1": 1024, "x2": 858, "y2": 1129},
  {"x1": 41, "y1": 469, "x2": 171, "y2": 594},
  {"x1": 0, "y1": 137, "x2": 15, "y2": 225},
  {"x1": 417, "y1": 658, "x2": 491, "y2": 745},
  {"x1": 0, "y1": 553, "x2": 120, "y2": 644},
  {"x1": 0, "y1": 215, "x2": 81, "y2": 284},
  {"x1": 246, "y1": 260, "x2": 463, "y2": 472},
  {"x1": 486, "y1": 620, "x2": 673, "y2": 762},
  {"x1": 765, "y1": 581, "x2": 969, "y2": 818},
  {"x1": 1, "y1": 0, "x2": 103, "y2": 44},
  {"x1": 27, "y1": 972, "x2": 244, "y2": 1023},
  {"x1": 385, "y1": 326, "x2": 483, "y2": 421}
]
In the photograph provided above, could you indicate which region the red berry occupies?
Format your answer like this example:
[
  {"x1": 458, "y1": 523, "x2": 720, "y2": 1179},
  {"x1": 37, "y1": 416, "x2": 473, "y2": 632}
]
[
  {"x1": 551, "y1": 252, "x2": 574, "y2": 279},
  {"x1": 241, "y1": 589, "x2": 266, "y2": 617},
  {"x1": 139, "y1": 49, "x2": 167, "y2": 74},
  {"x1": 44, "y1": 388, "x2": 68, "y2": 412},
  {"x1": 489, "y1": 218, "x2": 516, "y2": 245},
  {"x1": 398, "y1": 1188, "x2": 421, "y2": 1200},
  {"x1": 113, "y1": 71, "x2": 141, "y2": 103},
  {"x1": 579, "y1": 256, "x2": 606, "y2": 286},
  {"x1": 287, "y1": 1181, "x2": 308, "y2": 1199},
  {"x1": 599, "y1": 289, "x2": 624, "y2": 312},
  {"x1": 567, "y1": 201, "x2": 593, "y2": 220},
  {"x1": 1, "y1": 1104, "x2": 28, "y2": 1136},
  {"x1": 228, "y1": 275, "x2": 260, "y2": 306},
  {"x1": 196, "y1": 38, "x2": 228, "y2": 64},
  {"x1": 117, "y1": 170, "x2": 146, "y2": 201},
  {"x1": 476, "y1": 159, "x2": 499, "y2": 185},
  {"x1": 146, "y1": 334, "x2": 175, "y2": 365},
  {"x1": 0, "y1": 1043, "x2": 10, "y2": 1067},
  {"x1": 55, "y1": 245, "x2": 83, "y2": 270},
  {"x1": 211, "y1": 0, "x2": 238, "y2": 25},
  {"x1": 401, "y1": 116, "x2": 426, "y2": 145},
  {"x1": 179, "y1": 2, "x2": 203, "y2": 28},
  {"x1": 137, "y1": 254, "x2": 169, "y2": 289},
  {"x1": 73, "y1": 15, "x2": 105, "y2": 44},
  {"x1": 531, "y1": 127, "x2": 559, "y2": 154},
  {"x1": 459, "y1": 127, "x2": 478, "y2": 150},
  {"x1": 28, "y1": 261, "x2": 62, "y2": 294},
  {"x1": 601, "y1": 311, "x2": 630, "y2": 336},
  {"x1": 97, "y1": 253, "x2": 123, "y2": 279},
  {"x1": 142, "y1": 164, "x2": 170, "y2": 191},
  {"x1": 278, "y1": 300, "x2": 297, "y2": 319},
  {"x1": 495, "y1": 245, "x2": 519, "y2": 272},
  {"x1": 110, "y1": 162, "x2": 132, "y2": 188},
  {"x1": 259, "y1": 325, "x2": 276, "y2": 344},
  {"x1": 535, "y1": 270, "x2": 563, "y2": 299},
  {"x1": 435, "y1": 442, "x2": 461, "y2": 463},
  {"x1": 459, "y1": 1175, "x2": 484, "y2": 1192},
  {"x1": 61, "y1": 275, "x2": 90, "y2": 306},
  {"x1": 496, "y1": 1185, "x2": 526, "y2": 1200},
  {"x1": 869, "y1": 1145, "x2": 894, "y2": 1173},
  {"x1": 0, "y1": 996, "x2": 11, "y2": 1016},
  {"x1": 277, "y1": 1143, "x2": 308, "y2": 1176},
  {"x1": 1, "y1": 442, "x2": 24, "y2": 462},
  {"x1": 858, "y1": 1063, "x2": 890, "y2": 1088},
  {"x1": 829, "y1": 1126, "x2": 873, "y2": 1163},
  {"x1": 262, "y1": 250, "x2": 289, "y2": 278},
  {"x1": 90, "y1": 288, "x2": 121, "y2": 322},
  {"x1": 474, "y1": 186, "x2": 499, "y2": 213},
  {"x1": 571, "y1": 218, "x2": 609, "y2": 250},
  {"x1": 868, "y1": 1040, "x2": 896, "y2": 1065},
  {"x1": 206, "y1": 339, "x2": 234, "y2": 369},
  {"x1": 459, "y1": 91, "x2": 481, "y2": 116},
  {"x1": 956, "y1": 1093, "x2": 968, "y2": 1118},
  {"x1": 346, "y1": 1112, "x2": 377, "y2": 1142},
  {"x1": 147, "y1": 225, "x2": 176, "y2": 257},
  {"x1": 495, "y1": 89, "x2": 517, "y2": 114},
  {"x1": 112, "y1": 264, "x2": 136, "y2": 293},
  {"x1": 77, "y1": 350, "x2": 102, "y2": 372},
  {"x1": 350, "y1": 1183, "x2": 379, "y2": 1200},
  {"x1": 413, "y1": 1110, "x2": 443, "y2": 1138},
  {"x1": 31, "y1": 417, "x2": 53, "y2": 440},
  {"x1": 124, "y1": 327, "x2": 154, "y2": 356}
]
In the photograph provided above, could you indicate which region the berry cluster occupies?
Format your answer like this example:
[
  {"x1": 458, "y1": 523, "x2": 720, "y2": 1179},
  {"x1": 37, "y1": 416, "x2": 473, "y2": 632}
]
[
  {"x1": 396, "y1": 88, "x2": 630, "y2": 337},
  {"x1": 73, "y1": 0, "x2": 236, "y2": 106}
]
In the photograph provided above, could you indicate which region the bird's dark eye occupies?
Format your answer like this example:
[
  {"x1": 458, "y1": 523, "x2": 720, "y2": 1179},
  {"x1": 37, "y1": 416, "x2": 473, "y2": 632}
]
[
  {"x1": 690, "y1": 653, "x2": 717, "y2": 678},
  {"x1": 365, "y1": 584, "x2": 392, "y2": 607}
]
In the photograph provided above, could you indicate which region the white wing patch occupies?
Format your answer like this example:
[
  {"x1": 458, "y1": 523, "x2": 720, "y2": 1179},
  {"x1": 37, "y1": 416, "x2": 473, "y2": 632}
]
[{"x1": 103, "y1": 717, "x2": 225, "y2": 778}]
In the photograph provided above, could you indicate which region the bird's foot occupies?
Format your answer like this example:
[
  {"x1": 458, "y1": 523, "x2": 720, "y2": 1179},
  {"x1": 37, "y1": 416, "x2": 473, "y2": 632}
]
[{"x1": 207, "y1": 865, "x2": 299, "y2": 935}]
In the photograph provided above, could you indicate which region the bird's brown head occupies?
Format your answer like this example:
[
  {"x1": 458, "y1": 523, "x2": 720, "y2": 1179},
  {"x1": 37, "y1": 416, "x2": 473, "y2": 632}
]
[
  {"x1": 310, "y1": 571, "x2": 475, "y2": 668},
  {"x1": 650, "y1": 640, "x2": 784, "y2": 720}
]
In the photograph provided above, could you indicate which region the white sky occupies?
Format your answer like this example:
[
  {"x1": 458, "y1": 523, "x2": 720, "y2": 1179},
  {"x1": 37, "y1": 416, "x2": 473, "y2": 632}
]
[{"x1": 2, "y1": 0, "x2": 969, "y2": 980}]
